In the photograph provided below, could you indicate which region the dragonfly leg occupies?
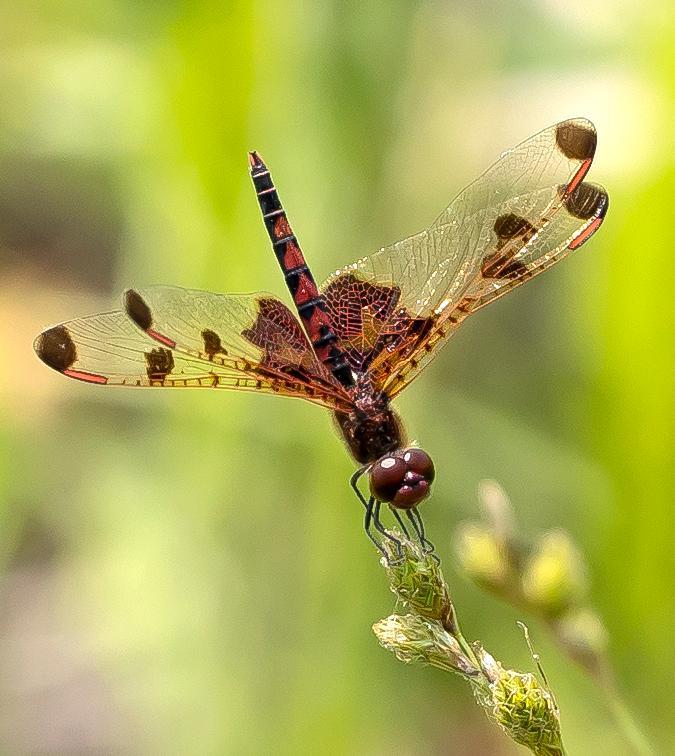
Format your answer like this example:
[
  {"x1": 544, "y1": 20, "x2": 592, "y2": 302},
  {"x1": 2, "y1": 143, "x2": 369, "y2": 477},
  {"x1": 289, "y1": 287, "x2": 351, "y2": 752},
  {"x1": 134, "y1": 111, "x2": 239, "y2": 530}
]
[
  {"x1": 364, "y1": 495, "x2": 388, "y2": 558},
  {"x1": 388, "y1": 505, "x2": 411, "y2": 539},
  {"x1": 372, "y1": 500, "x2": 404, "y2": 563},
  {"x1": 350, "y1": 465, "x2": 370, "y2": 510},
  {"x1": 406, "y1": 507, "x2": 439, "y2": 562},
  {"x1": 355, "y1": 468, "x2": 404, "y2": 563}
]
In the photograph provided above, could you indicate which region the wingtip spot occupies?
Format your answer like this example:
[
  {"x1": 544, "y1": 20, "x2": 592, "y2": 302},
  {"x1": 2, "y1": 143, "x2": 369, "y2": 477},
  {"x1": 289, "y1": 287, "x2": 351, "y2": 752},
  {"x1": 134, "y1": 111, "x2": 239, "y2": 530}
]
[
  {"x1": 564, "y1": 182, "x2": 609, "y2": 220},
  {"x1": 124, "y1": 288, "x2": 153, "y2": 331},
  {"x1": 34, "y1": 325, "x2": 77, "y2": 372},
  {"x1": 555, "y1": 120, "x2": 597, "y2": 161}
]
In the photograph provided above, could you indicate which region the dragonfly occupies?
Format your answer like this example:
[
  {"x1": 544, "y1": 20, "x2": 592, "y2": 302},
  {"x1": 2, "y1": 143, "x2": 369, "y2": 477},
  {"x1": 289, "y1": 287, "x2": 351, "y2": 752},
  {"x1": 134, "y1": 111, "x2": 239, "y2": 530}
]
[{"x1": 34, "y1": 118, "x2": 608, "y2": 557}]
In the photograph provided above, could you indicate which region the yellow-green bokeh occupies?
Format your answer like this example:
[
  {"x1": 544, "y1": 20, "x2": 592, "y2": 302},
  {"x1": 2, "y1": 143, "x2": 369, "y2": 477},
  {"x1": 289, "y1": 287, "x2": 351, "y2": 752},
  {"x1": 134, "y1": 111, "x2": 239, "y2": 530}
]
[{"x1": 1, "y1": 1, "x2": 672, "y2": 753}]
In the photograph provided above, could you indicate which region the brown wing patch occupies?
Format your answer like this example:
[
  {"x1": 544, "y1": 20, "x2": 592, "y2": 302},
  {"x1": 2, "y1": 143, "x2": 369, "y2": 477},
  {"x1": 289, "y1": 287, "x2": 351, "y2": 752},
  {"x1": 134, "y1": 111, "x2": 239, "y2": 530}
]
[
  {"x1": 322, "y1": 273, "x2": 409, "y2": 372},
  {"x1": 202, "y1": 328, "x2": 226, "y2": 357},
  {"x1": 240, "y1": 297, "x2": 341, "y2": 391},
  {"x1": 483, "y1": 257, "x2": 530, "y2": 280},
  {"x1": 242, "y1": 297, "x2": 311, "y2": 370},
  {"x1": 493, "y1": 213, "x2": 536, "y2": 241},
  {"x1": 145, "y1": 347, "x2": 174, "y2": 381},
  {"x1": 482, "y1": 214, "x2": 537, "y2": 280}
]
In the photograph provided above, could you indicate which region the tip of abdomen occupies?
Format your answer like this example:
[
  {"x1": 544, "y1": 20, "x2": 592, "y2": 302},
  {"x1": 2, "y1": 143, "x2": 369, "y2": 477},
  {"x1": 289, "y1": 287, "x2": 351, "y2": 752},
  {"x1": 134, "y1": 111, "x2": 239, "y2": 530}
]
[{"x1": 248, "y1": 150, "x2": 266, "y2": 171}]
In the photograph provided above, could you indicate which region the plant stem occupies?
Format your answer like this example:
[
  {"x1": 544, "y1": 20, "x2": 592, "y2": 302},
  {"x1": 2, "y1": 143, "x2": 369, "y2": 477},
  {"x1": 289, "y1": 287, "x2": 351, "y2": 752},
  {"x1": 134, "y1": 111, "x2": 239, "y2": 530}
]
[{"x1": 599, "y1": 679, "x2": 654, "y2": 756}]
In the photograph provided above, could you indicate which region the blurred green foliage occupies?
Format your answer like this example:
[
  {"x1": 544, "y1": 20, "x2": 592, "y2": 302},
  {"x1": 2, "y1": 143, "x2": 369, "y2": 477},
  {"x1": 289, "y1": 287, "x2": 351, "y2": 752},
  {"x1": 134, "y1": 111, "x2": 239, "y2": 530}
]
[{"x1": 1, "y1": 1, "x2": 673, "y2": 753}]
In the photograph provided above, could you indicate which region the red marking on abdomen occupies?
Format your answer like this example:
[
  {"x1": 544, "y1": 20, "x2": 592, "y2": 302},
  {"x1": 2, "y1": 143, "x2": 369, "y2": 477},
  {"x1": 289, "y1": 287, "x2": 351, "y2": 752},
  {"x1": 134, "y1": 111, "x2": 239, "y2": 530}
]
[
  {"x1": 566, "y1": 158, "x2": 592, "y2": 196},
  {"x1": 250, "y1": 155, "x2": 355, "y2": 387},
  {"x1": 312, "y1": 337, "x2": 338, "y2": 364},
  {"x1": 304, "y1": 306, "x2": 333, "y2": 343},
  {"x1": 568, "y1": 216, "x2": 603, "y2": 249},
  {"x1": 274, "y1": 216, "x2": 292, "y2": 239},
  {"x1": 283, "y1": 240, "x2": 306, "y2": 270},
  {"x1": 294, "y1": 273, "x2": 320, "y2": 305},
  {"x1": 312, "y1": 344, "x2": 331, "y2": 363},
  {"x1": 147, "y1": 329, "x2": 176, "y2": 348},
  {"x1": 64, "y1": 368, "x2": 108, "y2": 384}
]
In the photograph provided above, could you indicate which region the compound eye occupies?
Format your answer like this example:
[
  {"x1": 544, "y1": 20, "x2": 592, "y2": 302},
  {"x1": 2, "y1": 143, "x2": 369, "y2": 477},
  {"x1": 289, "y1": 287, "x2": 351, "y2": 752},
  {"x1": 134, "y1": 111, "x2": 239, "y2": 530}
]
[
  {"x1": 390, "y1": 448, "x2": 435, "y2": 510},
  {"x1": 402, "y1": 448, "x2": 435, "y2": 485},
  {"x1": 369, "y1": 455, "x2": 407, "y2": 503}
]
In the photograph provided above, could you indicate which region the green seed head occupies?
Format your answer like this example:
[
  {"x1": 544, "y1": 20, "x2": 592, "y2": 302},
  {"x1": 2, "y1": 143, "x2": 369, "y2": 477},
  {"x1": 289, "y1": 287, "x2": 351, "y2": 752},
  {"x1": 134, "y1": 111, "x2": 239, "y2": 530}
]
[{"x1": 472, "y1": 645, "x2": 564, "y2": 756}]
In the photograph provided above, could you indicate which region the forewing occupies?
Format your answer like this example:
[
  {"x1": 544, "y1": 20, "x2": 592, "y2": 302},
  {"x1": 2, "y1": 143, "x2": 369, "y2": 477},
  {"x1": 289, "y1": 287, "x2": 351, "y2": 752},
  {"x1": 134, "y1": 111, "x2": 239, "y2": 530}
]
[
  {"x1": 320, "y1": 119, "x2": 605, "y2": 386},
  {"x1": 376, "y1": 179, "x2": 608, "y2": 398},
  {"x1": 34, "y1": 307, "x2": 350, "y2": 410},
  {"x1": 123, "y1": 285, "x2": 351, "y2": 406}
]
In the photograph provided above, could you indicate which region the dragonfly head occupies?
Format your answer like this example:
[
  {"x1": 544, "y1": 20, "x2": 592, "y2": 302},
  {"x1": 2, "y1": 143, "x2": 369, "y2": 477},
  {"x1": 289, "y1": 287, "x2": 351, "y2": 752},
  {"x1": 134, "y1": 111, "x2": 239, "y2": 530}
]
[{"x1": 369, "y1": 447, "x2": 435, "y2": 510}]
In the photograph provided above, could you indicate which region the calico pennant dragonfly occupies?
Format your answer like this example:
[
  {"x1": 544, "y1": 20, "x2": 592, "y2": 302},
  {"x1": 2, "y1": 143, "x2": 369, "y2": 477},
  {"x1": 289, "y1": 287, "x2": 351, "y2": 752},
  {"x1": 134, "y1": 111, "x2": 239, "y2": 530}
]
[{"x1": 34, "y1": 118, "x2": 607, "y2": 556}]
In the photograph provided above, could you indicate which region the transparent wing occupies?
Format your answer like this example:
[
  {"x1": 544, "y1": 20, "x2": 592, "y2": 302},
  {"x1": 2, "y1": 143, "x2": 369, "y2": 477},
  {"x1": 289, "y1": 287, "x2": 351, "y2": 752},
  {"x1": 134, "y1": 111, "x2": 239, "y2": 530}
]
[
  {"x1": 121, "y1": 285, "x2": 351, "y2": 405},
  {"x1": 319, "y1": 118, "x2": 605, "y2": 384},
  {"x1": 34, "y1": 307, "x2": 351, "y2": 411},
  {"x1": 376, "y1": 180, "x2": 608, "y2": 398}
]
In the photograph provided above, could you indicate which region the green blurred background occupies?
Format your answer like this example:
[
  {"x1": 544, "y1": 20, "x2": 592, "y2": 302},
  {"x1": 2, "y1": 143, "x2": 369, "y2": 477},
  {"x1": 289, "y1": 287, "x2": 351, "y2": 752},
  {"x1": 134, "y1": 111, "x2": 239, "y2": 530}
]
[{"x1": 1, "y1": 1, "x2": 672, "y2": 753}]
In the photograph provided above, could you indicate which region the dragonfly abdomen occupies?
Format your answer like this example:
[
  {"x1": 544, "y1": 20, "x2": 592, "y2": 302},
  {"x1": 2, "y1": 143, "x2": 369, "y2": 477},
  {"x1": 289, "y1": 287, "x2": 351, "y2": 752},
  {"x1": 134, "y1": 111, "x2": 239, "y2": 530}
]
[{"x1": 249, "y1": 152, "x2": 354, "y2": 389}]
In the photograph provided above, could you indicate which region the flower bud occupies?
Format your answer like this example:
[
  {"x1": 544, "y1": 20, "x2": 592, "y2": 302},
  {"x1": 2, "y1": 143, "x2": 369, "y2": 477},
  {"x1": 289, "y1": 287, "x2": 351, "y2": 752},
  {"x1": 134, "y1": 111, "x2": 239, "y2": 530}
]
[
  {"x1": 553, "y1": 607, "x2": 609, "y2": 673},
  {"x1": 521, "y1": 529, "x2": 588, "y2": 615},
  {"x1": 454, "y1": 521, "x2": 510, "y2": 590}
]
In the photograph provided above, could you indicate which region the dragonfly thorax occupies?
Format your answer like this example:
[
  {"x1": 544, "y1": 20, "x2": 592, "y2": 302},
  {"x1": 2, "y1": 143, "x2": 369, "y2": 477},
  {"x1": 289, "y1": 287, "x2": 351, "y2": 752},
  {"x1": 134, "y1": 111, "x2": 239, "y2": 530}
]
[
  {"x1": 334, "y1": 404, "x2": 402, "y2": 464},
  {"x1": 334, "y1": 373, "x2": 404, "y2": 464}
]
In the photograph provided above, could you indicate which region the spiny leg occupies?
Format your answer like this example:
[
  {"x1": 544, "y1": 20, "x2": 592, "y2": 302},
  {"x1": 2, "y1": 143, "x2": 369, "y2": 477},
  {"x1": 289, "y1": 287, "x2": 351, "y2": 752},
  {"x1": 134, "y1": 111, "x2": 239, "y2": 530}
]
[
  {"x1": 372, "y1": 500, "x2": 404, "y2": 562},
  {"x1": 407, "y1": 507, "x2": 426, "y2": 544},
  {"x1": 406, "y1": 507, "x2": 438, "y2": 559},
  {"x1": 364, "y1": 496, "x2": 388, "y2": 558},
  {"x1": 388, "y1": 505, "x2": 411, "y2": 539},
  {"x1": 350, "y1": 465, "x2": 370, "y2": 510},
  {"x1": 354, "y1": 468, "x2": 404, "y2": 562}
]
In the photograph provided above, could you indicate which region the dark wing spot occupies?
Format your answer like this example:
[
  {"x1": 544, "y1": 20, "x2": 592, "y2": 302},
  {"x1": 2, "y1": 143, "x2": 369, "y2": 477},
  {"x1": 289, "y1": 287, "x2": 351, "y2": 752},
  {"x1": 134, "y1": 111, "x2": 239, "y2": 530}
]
[
  {"x1": 484, "y1": 215, "x2": 536, "y2": 278},
  {"x1": 555, "y1": 120, "x2": 596, "y2": 161},
  {"x1": 497, "y1": 259, "x2": 530, "y2": 279},
  {"x1": 202, "y1": 329, "x2": 225, "y2": 357},
  {"x1": 34, "y1": 325, "x2": 77, "y2": 371},
  {"x1": 145, "y1": 347, "x2": 174, "y2": 380},
  {"x1": 563, "y1": 182, "x2": 608, "y2": 220},
  {"x1": 124, "y1": 289, "x2": 153, "y2": 330},
  {"x1": 405, "y1": 315, "x2": 435, "y2": 341},
  {"x1": 493, "y1": 213, "x2": 536, "y2": 240}
]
